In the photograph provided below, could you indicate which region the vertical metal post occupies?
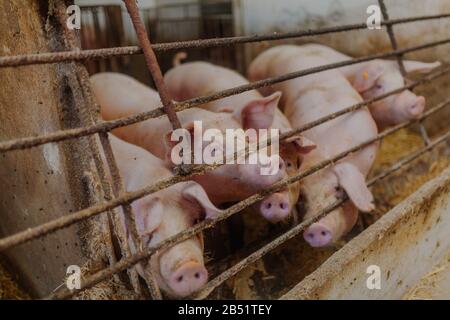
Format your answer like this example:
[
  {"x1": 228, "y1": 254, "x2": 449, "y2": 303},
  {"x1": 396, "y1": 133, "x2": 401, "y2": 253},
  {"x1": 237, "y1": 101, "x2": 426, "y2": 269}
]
[
  {"x1": 54, "y1": 0, "x2": 162, "y2": 299},
  {"x1": 378, "y1": 0, "x2": 431, "y2": 145}
]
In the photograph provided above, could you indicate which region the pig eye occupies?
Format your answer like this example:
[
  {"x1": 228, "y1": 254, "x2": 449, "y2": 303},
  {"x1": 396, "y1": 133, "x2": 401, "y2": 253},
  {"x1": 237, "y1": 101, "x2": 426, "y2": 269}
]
[{"x1": 286, "y1": 161, "x2": 293, "y2": 168}]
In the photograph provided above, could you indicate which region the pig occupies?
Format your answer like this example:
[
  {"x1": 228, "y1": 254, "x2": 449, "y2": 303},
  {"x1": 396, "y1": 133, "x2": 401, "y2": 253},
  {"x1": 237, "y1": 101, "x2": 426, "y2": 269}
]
[
  {"x1": 293, "y1": 44, "x2": 441, "y2": 130},
  {"x1": 91, "y1": 72, "x2": 285, "y2": 212},
  {"x1": 248, "y1": 45, "x2": 378, "y2": 247},
  {"x1": 164, "y1": 61, "x2": 316, "y2": 223},
  {"x1": 106, "y1": 134, "x2": 223, "y2": 297}
]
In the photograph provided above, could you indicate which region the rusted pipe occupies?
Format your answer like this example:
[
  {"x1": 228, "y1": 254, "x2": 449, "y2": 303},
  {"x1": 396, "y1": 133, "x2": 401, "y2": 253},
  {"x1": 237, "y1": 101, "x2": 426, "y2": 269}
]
[
  {"x1": 49, "y1": 128, "x2": 450, "y2": 300},
  {"x1": 1, "y1": 14, "x2": 450, "y2": 68},
  {"x1": 123, "y1": 0, "x2": 181, "y2": 130},
  {"x1": 1, "y1": 46, "x2": 450, "y2": 153}
]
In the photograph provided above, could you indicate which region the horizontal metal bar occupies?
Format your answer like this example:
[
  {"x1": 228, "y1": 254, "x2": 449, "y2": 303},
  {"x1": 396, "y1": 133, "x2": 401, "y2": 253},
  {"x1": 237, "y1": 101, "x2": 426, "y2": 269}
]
[
  {"x1": 1, "y1": 13, "x2": 449, "y2": 68},
  {"x1": 0, "y1": 77, "x2": 448, "y2": 255},
  {"x1": 45, "y1": 100, "x2": 450, "y2": 300},
  {"x1": 193, "y1": 129, "x2": 450, "y2": 299},
  {"x1": 1, "y1": 41, "x2": 449, "y2": 154}
]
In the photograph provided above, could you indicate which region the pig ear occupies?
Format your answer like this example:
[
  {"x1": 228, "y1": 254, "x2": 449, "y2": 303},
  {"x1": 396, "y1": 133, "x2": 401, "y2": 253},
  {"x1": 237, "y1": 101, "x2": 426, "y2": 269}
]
[
  {"x1": 285, "y1": 135, "x2": 316, "y2": 154},
  {"x1": 132, "y1": 197, "x2": 163, "y2": 237},
  {"x1": 403, "y1": 60, "x2": 441, "y2": 74},
  {"x1": 163, "y1": 123, "x2": 194, "y2": 164},
  {"x1": 333, "y1": 162, "x2": 374, "y2": 212},
  {"x1": 239, "y1": 91, "x2": 282, "y2": 130},
  {"x1": 181, "y1": 182, "x2": 222, "y2": 220},
  {"x1": 352, "y1": 62, "x2": 384, "y2": 92}
]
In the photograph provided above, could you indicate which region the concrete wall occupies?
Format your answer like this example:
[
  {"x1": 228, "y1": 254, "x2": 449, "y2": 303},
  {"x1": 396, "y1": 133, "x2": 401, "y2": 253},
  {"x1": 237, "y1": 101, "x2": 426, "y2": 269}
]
[
  {"x1": 0, "y1": 0, "x2": 102, "y2": 297},
  {"x1": 235, "y1": 0, "x2": 450, "y2": 63}
]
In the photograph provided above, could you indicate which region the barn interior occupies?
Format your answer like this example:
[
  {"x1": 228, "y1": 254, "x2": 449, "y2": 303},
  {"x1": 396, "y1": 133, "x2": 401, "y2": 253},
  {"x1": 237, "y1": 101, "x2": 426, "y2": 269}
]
[{"x1": 0, "y1": 0, "x2": 449, "y2": 300}]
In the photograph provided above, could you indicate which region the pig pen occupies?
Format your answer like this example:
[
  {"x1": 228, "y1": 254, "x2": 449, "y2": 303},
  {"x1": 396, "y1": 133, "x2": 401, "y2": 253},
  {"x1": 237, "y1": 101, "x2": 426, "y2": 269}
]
[{"x1": 0, "y1": 0, "x2": 449, "y2": 300}]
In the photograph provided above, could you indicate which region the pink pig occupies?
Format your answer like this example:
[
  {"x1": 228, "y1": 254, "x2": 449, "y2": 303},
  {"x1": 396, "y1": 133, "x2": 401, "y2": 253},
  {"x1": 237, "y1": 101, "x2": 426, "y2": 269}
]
[
  {"x1": 249, "y1": 45, "x2": 378, "y2": 247},
  {"x1": 91, "y1": 72, "x2": 285, "y2": 209},
  {"x1": 164, "y1": 61, "x2": 316, "y2": 223},
  {"x1": 107, "y1": 134, "x2": 222, "y2": 297},
  {"x1": 295, "y1": 44, "x2": 440, "y2": 130}
]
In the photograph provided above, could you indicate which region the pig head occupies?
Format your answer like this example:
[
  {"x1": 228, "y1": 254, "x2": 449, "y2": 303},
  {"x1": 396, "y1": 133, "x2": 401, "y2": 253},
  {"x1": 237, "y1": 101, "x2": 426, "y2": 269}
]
[
  {"x1": 212, "y1": 86, "x2": 316, "y2": 223},
  {"x1": 349, "y1": 59, "x2": 440, "y2": 130},
  {"x1": 163, "y1": 107, "x2": 287, "y2": 206},
  {"x1": 254, "y1": 135, "x2": 316, "y2": 223},
  {"x1": 91, "y1": 72, "x2": 287, "y2": 208},
  {"x1": 301, "y1": 161, "x2": 374, "y2": 247},
  {"x1": 127, "y1": 181, "x2": 222, "y2": 298}
]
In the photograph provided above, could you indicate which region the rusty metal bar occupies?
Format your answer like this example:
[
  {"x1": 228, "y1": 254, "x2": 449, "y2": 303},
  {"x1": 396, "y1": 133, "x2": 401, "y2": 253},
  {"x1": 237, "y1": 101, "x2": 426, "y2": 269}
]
[
  {"x1": 1, "y1": 42, "x2": 450, "y2": 154},
  {"x1": 121, "y1": 0, "x2": 178, "y2": 298},
  {"x1": 0, "y1": 74, "x2": 448, "y2": 255},
  {"x1": 378, "y1": 0, "x2": 407, "y2": 74},
  {"x1": 378, "y1": 0, "x2": 431, "y2": 146},
  {"x1": 0, "y1": 73, "x2": 449, "y2": 255},
  {"x1": 44, "y1": 99, "x2": 450, "y2": 299},
  {"x1": 123, "y1": 0, "x2": 181, "y2": 130},
  {"x1": 193, "y1": 129, "x2": 450, "y2": 299},
  {"x1": 54, "y1": 0, "x2": 148, "y2": 297},
  {"x1": 49, "y1": 124, "x2": 450, "y2": 300},
  {"x1": 0, "y1": 1, "x2": 446, "y2": 301},
  {"x1": 1, "y1": 13, "x2": 450, "y2": 68}
]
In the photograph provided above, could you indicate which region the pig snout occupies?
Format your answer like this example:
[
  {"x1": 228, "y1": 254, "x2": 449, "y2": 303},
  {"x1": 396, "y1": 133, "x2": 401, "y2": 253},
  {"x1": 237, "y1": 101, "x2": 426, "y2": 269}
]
[
  {"x1": 303, "y1": 222, "x2": 333, "y2": 247},
  {"x1": 168, "y1": 261, "x2": 208, "y2": 297},
  {"x1": 407, "y1": 95, "x2": 425, "y2": 118},
  {"x1": 260, "y1": 192, "x2": 291, "y2": 223},
  {"x1": 396, "y1": 91, "x2": 425, "y2": 120}
]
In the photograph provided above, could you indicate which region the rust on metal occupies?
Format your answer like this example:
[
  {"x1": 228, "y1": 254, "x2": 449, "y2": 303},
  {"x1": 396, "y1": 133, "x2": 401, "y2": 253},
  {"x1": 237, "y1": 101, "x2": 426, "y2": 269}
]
[
  {"x1": 1, "y1": 14, "x2": 450, "y2": 68},
  {"x1": 1, "y1": 47, "x2": 450, "y2": 154},
  {"x1": 0, "y1": 5, "x2": 448, "y2": 300},
  {"x1": 0, "y1": 94, "x2": 449, "y2": 254},
  {"x1": 378, "y1": 0, "x2": 431, "y2": 146},
  {"x1": 54, "y1": 0, "x2": 148, "y2": 297},
  {"x1": 49, "y1": 129, "x2": 450, "y2": 300},
  {"x1": 123, "y1": 0, "x2": 181, "y2": 130}
]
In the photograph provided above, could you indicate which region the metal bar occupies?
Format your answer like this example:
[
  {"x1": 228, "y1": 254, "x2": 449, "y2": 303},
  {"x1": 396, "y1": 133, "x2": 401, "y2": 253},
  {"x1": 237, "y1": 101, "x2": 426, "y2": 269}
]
[
  {"x1": 43, "y1": 100, "x2": 450, "y2": 299},
  {"x1": 54, "y1": 0, "x2": 147, "y2": 297},
  {"x1": 378, "y1": 0, "x2": 407, "y2": 74},
  {"x1": 121, "y1": 0, "x2": 166, "y2": 299},
  {"x1": 0, "y1": 81, "x2": 449, "y2": 255},
  {"x1": 0, "y1": 70, "x2": 448, "y2": 252},
  {"x1": 378, "y1": 0, "x2": 431, "y2": 146},
  {"x1": 123, "y1": 0, "x2": 181, "y2": 130},
  {"x1": 193, "y1": 129, "x2": 450, "y2": 299},
  {"x1": 1, "y1": 43, "x2": 450, "y2": 154},
  {"x1": 49, "y1": 125, "x2": 450, "y2": 300},
  {"x1": 1, "y1": 13, "x2": 450, "y2": 68}
]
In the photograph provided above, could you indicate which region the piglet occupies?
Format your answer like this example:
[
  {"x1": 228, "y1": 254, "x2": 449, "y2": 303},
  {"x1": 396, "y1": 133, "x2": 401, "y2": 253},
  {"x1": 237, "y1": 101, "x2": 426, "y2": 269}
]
[
  {"x1": 91, "y1": 72, "x2": 285, "y2": 208},
  {"x1": 164, "y1": 61, "x2": 316, "y2": 223},
  {"x1": 107, "y1": 134, "x2": 222, "y2": 297},
  {"x1": 296, "y1": 44, "x2": 440, "y2": 130},
  {"x1": 249, "y1": 45, "x2": 378, "y2": 247}
]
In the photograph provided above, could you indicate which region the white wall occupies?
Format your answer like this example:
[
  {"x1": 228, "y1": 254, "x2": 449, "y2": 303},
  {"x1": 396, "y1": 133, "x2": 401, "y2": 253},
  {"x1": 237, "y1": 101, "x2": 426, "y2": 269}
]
[
  {"x1": 236, "y1": 0, "x2": 450, "y2": 62},
  {"x1": 75, "y1": 0, "x2": 156, "y2": 8}
]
